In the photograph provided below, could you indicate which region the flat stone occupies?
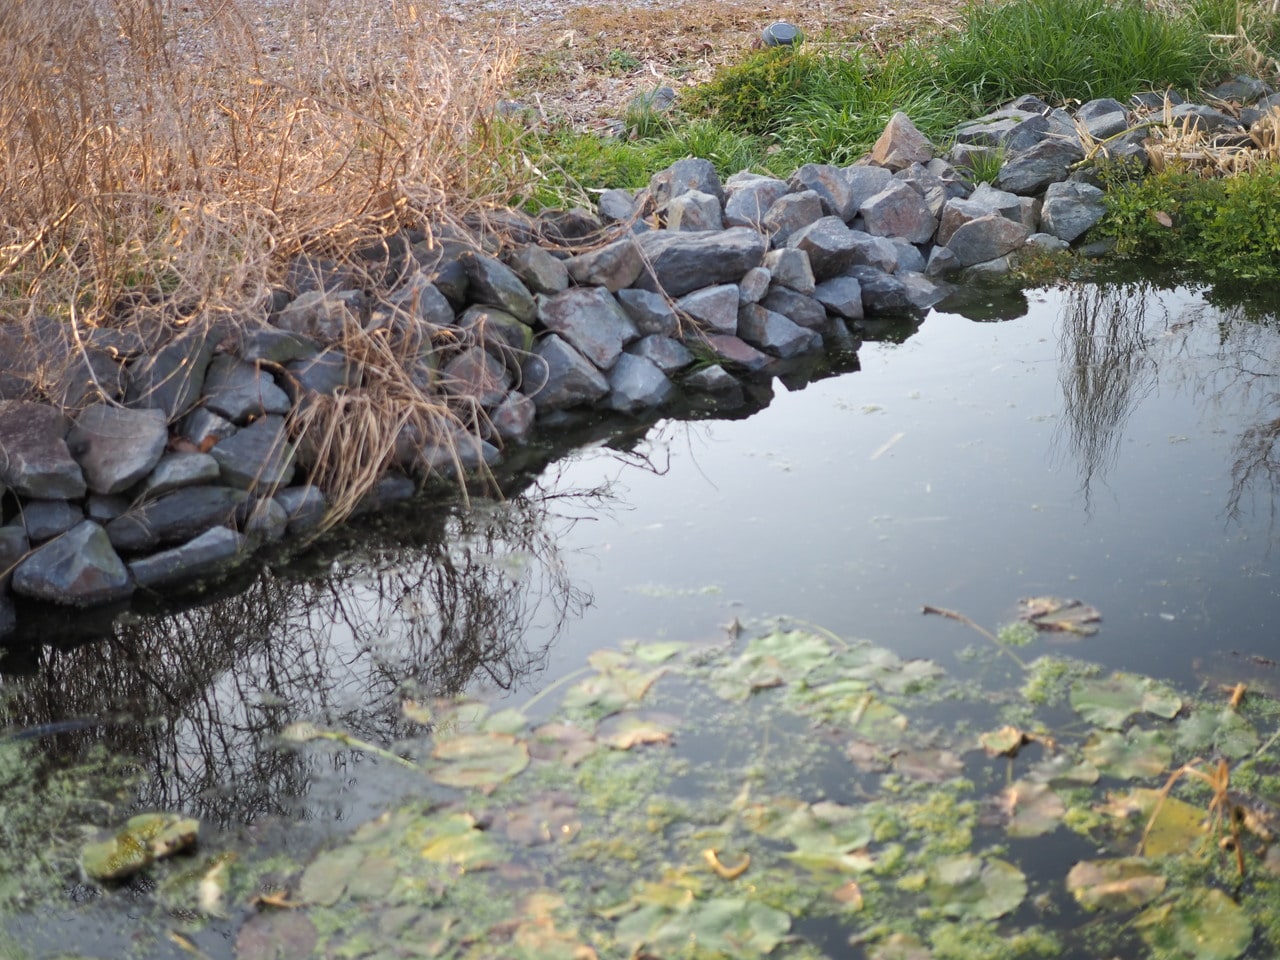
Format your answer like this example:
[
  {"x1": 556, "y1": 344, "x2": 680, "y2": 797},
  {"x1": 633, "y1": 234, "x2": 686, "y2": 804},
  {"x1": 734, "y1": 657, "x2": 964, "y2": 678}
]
[
  {"x1": 737, "y1": 304, "x2": 822, "y2": 358},
  {"x1": 465, "y1": 253, "x2": 537, "y2": 323},
  {"x1": 616, "y1": 289, "x2": 680, "y2": 337},
  {"x1": 140, "y1": 452, "x2": 222, "y2": 497},
  {"x1": 537, "y1": 287, "x2": 638, "y2": 370},
  {"x1": 521, "y1": 335, "x2": 609, "y2": 411},
  {"x1": 955, "y1": 113, "x2": 1050, "y2": 152},
  {"x1": 129, "y1": 526, "x2": 248, "y2": 590},
  {"x1": 739, "y1": 267, "x2": 772, "y2": 303},
  {"x1": 239, "y1": 327, "x2": 322, "y2": 365},
  {"x1": 201, "y1": 356, "x2": 292, "y2": 423},
  {"x1": 106, "y1": 485, "x2": 250, "y2": 553},
  {"x1": 272, "y1": 289, "x2": 362, "y2": 341},
  {"x1": 898, "y1": 270, "x2": 950, "y2": 311},
  {"x1": 648, "y1": 157, "x2": 724, "y2": 211},
  {"x1": 598, "y1": 188, "x2": 641, "y2": 224},
  {"x1": 179, "y1": 408, "x2": 237, "y2": 449},
  {"x1": 841, "y1": 166, "x2": 898, "y2": 213},
  {"x1": 677, "y1": 285, "x2": 740, "y2": 335},
  {"x1": 761, "y1": 287, "x2": 827, "y2": 330},
  {"x1": 761, "y1": 191, "x2": 825, "y2": 245},
  {"x1": 848, "y1": 232, "x2": 904, "y2": 273},
  {"x1": 789, "y1": 164, "x2": 858, "y2": 220},
  {"x1": 870, "y1": 111, "x2": 934, "y2": 170},
  {"x1": 1168, "y1": 103, "x2": 1244, "y2": 134},
  {"x1": 634, "y1": 228, "x2": 767, "y2": 298},
  {"x1": 607, "y1": 354, "x2": 675, "y2": 414},
  {"x1": 565, "y1": 236, "x2": 645, "y2": 292},
  {"x1": 208, "y1": 416, "x2": 296, "y2": 490},
  {"x1": 287, "y1": 350, "x2": 358, "y2": 396},
  {"x1": 700, "y1": 334, "x2": 772, "y2": 373},
  {"x1": 13, "y1": 521, "x2": 133, "y2": 606},
  {"x1": 0, "y1": 401, "x2": 85, "y2": 499},
  {"x1": 274, "y1": 485, "x2": 329, "y2": 537},
  {"x1": 1076, "y1": 98, "x2": 1131, "y2": 139},
  {"x1": 10, "y1": 500, "x2": 83, "y2": 542},
  {"x1": 846, "y1": 266, "x2": 914, "y2": 316},
  {"x1": 946, "y1": 214, "x2": 1030, "y2": 266},
  {"x1": 682, "y1": 365, "x2": 745, "y2": 407},
  {"x1": 626, "y1": 335, "x2": 695, "y2": 373},
  {"x1": 996, "y1": 138, "x2": 1085, "y2": 195}
]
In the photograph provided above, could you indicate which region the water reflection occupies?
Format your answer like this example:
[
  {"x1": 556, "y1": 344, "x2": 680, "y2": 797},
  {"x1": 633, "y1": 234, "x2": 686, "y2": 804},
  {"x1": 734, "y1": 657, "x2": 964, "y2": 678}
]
[{"x1": 0, "y1": 482, "x2": 595, "y2": 825}]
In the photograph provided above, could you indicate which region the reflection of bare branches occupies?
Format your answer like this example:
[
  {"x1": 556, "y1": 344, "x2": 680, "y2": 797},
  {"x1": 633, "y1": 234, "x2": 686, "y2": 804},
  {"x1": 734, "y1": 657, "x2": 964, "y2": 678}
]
[
  {"x1": 1055, "y1": 283, "x2": 1162, "y2": 510},
  {"x1": 1228, "y1": 417, "x2": 1280, "y2": 533},
  {"x1": 0, "y1": 484, "x2": 598, "y2": 826}
]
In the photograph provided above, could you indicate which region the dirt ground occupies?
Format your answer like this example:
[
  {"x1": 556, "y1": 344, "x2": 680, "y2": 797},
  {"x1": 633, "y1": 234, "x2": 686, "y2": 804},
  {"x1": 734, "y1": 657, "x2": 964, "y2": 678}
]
[{"x1": 436, "y1": 0, "x2": 967, "y2": 130}]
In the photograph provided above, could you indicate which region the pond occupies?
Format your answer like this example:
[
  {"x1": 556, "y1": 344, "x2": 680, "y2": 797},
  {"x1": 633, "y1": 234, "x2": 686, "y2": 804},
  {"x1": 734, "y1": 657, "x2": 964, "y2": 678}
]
[{"x1": 3, "y1": 272, "x2": 1280, "y2": 960}]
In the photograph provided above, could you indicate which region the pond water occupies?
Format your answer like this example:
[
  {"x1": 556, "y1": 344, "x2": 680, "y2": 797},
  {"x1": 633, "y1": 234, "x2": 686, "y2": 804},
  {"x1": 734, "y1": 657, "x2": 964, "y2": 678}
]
[{"x1": 3, "y1": 273, "x2": 1280, "y2": 959}]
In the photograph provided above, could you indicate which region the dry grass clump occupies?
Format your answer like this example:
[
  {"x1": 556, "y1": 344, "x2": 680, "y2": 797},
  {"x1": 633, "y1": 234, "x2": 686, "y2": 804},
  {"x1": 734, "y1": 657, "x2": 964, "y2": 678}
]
[{"x1": 0, "y1": 0, "x2": 514, "y2": 333}]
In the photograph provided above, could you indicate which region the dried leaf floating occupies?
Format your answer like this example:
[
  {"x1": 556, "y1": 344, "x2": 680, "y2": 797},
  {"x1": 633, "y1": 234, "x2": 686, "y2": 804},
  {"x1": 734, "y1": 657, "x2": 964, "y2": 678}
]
[
  {"x1": 703, "y1": 848, "x2": 751, "y2": 880},
  {"x1": 1018, "y1": 596, "x2": 1101, "y2": 636}
]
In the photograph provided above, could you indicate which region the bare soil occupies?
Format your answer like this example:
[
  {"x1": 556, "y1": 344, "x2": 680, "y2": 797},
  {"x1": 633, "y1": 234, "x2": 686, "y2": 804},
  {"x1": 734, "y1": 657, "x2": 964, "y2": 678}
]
[{"x1": 437, "y1": 0, "x2": 967, "y2": 130}]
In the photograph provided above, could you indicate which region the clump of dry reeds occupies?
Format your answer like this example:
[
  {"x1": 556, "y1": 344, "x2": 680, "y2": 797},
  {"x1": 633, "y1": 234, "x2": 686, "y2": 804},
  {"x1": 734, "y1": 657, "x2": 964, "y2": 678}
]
[{"x1": 0, "y1": 0, "x2": 525, "y2": 518}]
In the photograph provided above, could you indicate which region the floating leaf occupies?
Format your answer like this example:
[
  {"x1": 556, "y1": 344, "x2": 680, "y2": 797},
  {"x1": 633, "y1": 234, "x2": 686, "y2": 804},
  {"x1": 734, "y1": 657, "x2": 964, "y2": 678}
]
[
  {"x1": 1066, "y1": 857, "x2": 1166, "y2": 910},
  {"x1": 80, "y1": 813, "x2": 201, "y2": 882},
  {"x1": 1027, "y1": 752, "x2": 1099, "y2": 786},
  {"x1": 498, "y1": 793, "x2": 581, "y2": 846},
  {"x1": 562, "y1": 663, "x2": 664, "y2": 718},
  {"x1": 430, "y1": 732, "x2": 529, "y2": 790},
  {"x1": 298, "y1": 846, "x2": 365, "y2": 906},
  {"x1": 529, "y1": 723, "x2": 599, "y2": 767},
  {"x1": 746, "y1": 799, "x2": 876, "y2": 874},
  {"x1": 1175, "y1": 708, "x2": 1259, "y2": 759},
  {"x1": 481, "y1": 708, "x2": 528, "y2": 736},
  {"x1": 1018, "y1": 597, "x2": 1101, "y2": 636},
  {"x1": 1083, "y1": 729, "x2": 1172, "y2": 779},
  {"x1": 1070, "y1": 673, "x2": 1183, "y2": 729},
  {"x1": 979, "y1": 726, "x2": 1027, "y2": 757},
  {"x1": 869, "y1": 933, "x2": 933, "y2": 960},
  {"x1": 628, "y1": 641, "x2": 687, "y2": 665},
  {"x1": 1136, "y1": 889, "x2": 1253, "y2": 960},
  {"x1": 893, "y1": 748, "x2": 964, "y2": 783},
  {"x1": 1002, "y1": 781, "x2": 1064, "y2": 837},
  {"x1": 928, "y1": 855, "x2": 1027, "y2": 920},
  {"x1": 1098, "y1": 788, "x2": 1206, "y2": 857},
  {"x1": 617, "y1": 897, "x2": 791, "y2": 956},
  {"x1": 235, "y1": 911, "x2": 319, "y2": 960},
  {"x1": 420, "y1": 811, "x2": 500, "y2": 869},
  {"x1": 598, "y1": 713, "x2": 675, "y2": 750},
  {"x1": 829, "y1": 645, "x2": 944, "y2": 694},
  {"x1": 713, "y1": 630, "x2": 832, "y2": 700}
]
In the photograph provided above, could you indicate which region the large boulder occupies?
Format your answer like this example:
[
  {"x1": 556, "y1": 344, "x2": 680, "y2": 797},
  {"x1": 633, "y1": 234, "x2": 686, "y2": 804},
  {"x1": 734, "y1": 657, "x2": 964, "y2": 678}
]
[
  {"x1": 634, "y1": 228, "x2": 767, "y2": 298},
  {"x1": 537, "y1": 287, "x2": 638, "y2": 370},
  {"x1": 521, "y1": 335, "x2": 610, "y2": 411},
  {"x1": 12, "y1": 520, "x2": 133, "y2": 606},
  {"x1": 106, "y1": 485, "x2": 249, "y2": 553},
  {"x1": 0, "y1": 400, "x2": 85, "y2": 499}
]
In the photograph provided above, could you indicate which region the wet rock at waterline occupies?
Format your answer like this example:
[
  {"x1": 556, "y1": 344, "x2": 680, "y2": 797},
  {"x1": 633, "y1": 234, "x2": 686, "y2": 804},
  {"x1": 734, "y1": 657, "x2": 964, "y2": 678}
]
[
  {"x1": 12, "y1": 521, "x2": 133, "y2": 606},
  {"x1": 129, "y1": 526, "x2": 248, "y2": 590}
]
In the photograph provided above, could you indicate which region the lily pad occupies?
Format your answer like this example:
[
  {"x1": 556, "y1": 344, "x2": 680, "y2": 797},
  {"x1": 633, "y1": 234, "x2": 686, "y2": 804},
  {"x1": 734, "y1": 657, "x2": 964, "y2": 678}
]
[
  {"x1": 616, "y1": 896, "x2": 791, "y2": 956},
  {"x1": 1066, "y1": 857, "x2": 1166, "y2": 910},
  {"x1": 745, "y1": 799, "x2": 876, "y2": 873},
  {"x1": 712, "y1": 630, "x2": 833, "y2": 700},
  {"x1": 419, "y1": 811, "x2": 501, "y2": 869},
  {"x1": 1175, "y1": 708, "x2": 1259, "y2": 759},
  {"x1": 598, "y1": 713, "x2": 675, "y2": 750},
  {"x1": 430, "y1": 732, "x2": 530, "y2": 790},
  {"x1": 1083, "y1": 728, "x2": 1172, "y2": 779},
  {"x1": 829, "y1": 645, "x2": 944, "y2": 694},
  {"x1": 979, "y1": 725, "x2": 1027, "y2": 758},
  {"x1": 562, "y1": 660, "x2": 665, "y2": 719},
  {"x1": 1136, "y1": 889, "x2": 1253, "y2": 960},
  {"x1": 893, "y1": 748, "x2": 964, "y2": 783},
  {"x1": 1070, "y1": 673, "x2": 1183, "y2": 729},
  {"x1": 298, "y1": 846, "x2": 366, "y2": 906},
  {"x1": 1098, "y1": 788, "x2": 1206, "y2": 857},
  {"x1": 497, "y1": 794, "x2": 581, "y2": 846},
  {"x1": 1002, "y1": 780, "x2": 1064, "y2": 838},
  {"x1": 529, "y1": 722, "x2": 599, "y2": 767},
  {"x1": 928, "y1": 855, "x2": 1027, "y2": 920},
  {"x1": 1026, "y1": 752, "x2": 1099, "y2": 786},
  {"x1": 1018, "y1": 597, "x2": 1101, "y2": 635},
  {"x1": 80, "y1": 813, "x2": 201, "y2": 882}
]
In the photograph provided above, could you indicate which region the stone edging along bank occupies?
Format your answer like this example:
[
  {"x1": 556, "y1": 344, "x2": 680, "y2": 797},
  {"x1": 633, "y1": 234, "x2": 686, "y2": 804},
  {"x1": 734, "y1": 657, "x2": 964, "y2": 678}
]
[{"x1": 0, "y1": 81, "x2": 1272, "y2": 633}]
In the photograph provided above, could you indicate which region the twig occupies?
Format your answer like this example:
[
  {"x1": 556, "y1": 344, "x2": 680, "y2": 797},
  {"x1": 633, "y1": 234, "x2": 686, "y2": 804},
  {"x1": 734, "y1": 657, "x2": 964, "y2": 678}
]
[{"x1": 921, "y1": 604, "x2": 1025, "y2": 668}]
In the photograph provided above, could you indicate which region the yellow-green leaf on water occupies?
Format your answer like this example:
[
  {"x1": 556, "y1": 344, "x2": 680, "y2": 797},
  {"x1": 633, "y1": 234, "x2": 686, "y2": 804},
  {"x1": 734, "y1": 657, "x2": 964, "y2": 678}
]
[
  {"x1": 893, "y1": 748, "x2": 964, "y2": 783},
  {"x1": 598, "y1": 713, "x2": 675, "y2": 750},
  {"x1": 627, "y1": 640, "x2": 687, "y2": 665},
  {"x1": 1136, "y1": 889, "x2": 1253, "y2": 960},
  {"x1": 80, "y1": 813, "x2": 201, "y2": 882},
  {"x1": 430, "y1": 732, "x2": 529, "y2": 790},
  {"x1": 869, "y1": 932, "x2": 933, "y2": 960},
  {"x1": 928, "y1": 855, "x2": 1026, "y2": 920},
  {"x1": 497, "y1": 794, "x2": 581, "y2": 846},
  {"x1": 1097, "y1": 788, "x2": 1206, "y2": 857},
  {"x1": 1083, "y1": 728, "x2": 1171, "y2": 779},
  {"x1": 420, "y1": 811, "x2": 500, "y2": 869},
  {"x1": 1066, "y1": 857, "x2": 1166, "y2": 910},
  {"x1": 615, "y1": 896, "x2": 791, "y2": 956},
  {"x1": 1175, "y1": 708, "x2": 1259, "y2": 759},
  {"x1": 1070, "y1": 673, "x2": 1182, "y2": 729},
  {"x1": 298, "y1": 846, "x2": 364, "y2": 906},
  {"x1": 1018, "y1": 596, "x2": 1101, "y2": 635},
  {"x1": 562, "y1": 665, "x2": 664, "y2": 718},
  {"x1": 979, "y1": 725, "x2": 1026, "y2": 757}
]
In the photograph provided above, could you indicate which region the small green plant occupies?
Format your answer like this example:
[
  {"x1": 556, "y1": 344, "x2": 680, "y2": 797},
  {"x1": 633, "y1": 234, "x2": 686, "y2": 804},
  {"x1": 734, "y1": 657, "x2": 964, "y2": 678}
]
[{"x1": 605, "y1": 48, "x2": 642, "y2": 75}]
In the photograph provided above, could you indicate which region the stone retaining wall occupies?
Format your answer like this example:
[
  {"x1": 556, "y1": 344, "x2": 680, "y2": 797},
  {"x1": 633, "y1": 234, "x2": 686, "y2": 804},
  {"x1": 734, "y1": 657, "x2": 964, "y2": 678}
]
[{"x1": 0, "y1": 81, "x2": 1271, "y2": 632}]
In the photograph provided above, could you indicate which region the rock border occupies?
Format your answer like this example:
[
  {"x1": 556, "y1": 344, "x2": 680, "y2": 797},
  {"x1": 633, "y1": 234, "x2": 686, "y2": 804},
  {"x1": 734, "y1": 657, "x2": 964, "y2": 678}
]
[{"x1": 0, "y1": 79, "x2": 1272, "y2": 628}]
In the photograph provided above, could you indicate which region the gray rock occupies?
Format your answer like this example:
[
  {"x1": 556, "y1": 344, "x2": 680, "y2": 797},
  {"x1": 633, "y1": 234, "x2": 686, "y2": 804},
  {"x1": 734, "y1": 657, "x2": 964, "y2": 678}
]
[
  {"x1": 85, "y1": 494, "x2": 130, "y2": 523},
  {"x1": 996, "y1": 138, "x2": 1085, "y2": 195},
  {"x1": 129, "y1": 526, "x2": 247, "y2": 590},
  {"x1": 888, "y1": 238, "x2": 928, "y2": 274},
  {"x1": 240, "y1": 327, "x2": 322, "y2": 365},
  {"x1": 841, "y1": 166, "x2": 898, "y2": 213},
  {"x1": 274, "y1": 485, "x2": 329, "y2": 537},
  {"x1": 946, "y1": 214, "x2": 1030, "y2": 266},
  {"x1": 11, "y1": 500, "x2": 82, "y2": 542},
  {"x1": 737, "y1": 304, "x2": 822, "y2": 358},
  {"x1": 667, "y1": 190, "x2": 723, "y2": 231},
  {"x1": 505, "y1": 244, "x2": 570, "y2": 295},
  {"x1": 1132, "y1": 90, "x2": 1184, "y2": 110},
  {"x1": 598, "y1": 188, "x2": 641, "y2": 224},
  {"x1": 649, "y1": 158, "x2": 724, "y2": 211},
  {"x1": 1025, "y1": 232, "x2": 1071, "y2": 252},
  {"x1": 1169, "y1": 102, "x2": 1244, "y2": 134},
  {"x1": 356, "y1": 473, "x2": 418, "y2": 512},
  {"x1": 0, "y1": 526, "x2": 28, "y2": 591},
  {"x1": 179, "y1": 408, "x2": 238, "y2": 449},
  {"x1": 937, "y1": 186, "x2": 1037, "y2": 246},
  {"x1": 626, "y1": 335, "x2": 695, "y2": 373},
  {"x1": 537, "y1": 287, "x2": 638, "y2": 370},
  {"x1": 273, "y1": 289, "x2": 362, "y2": 340},
  {"x1": 812, "y1": 276, "x2": 865, "y2": 321},
  {"x1": 859, "y1": 182, "x2": 937, "y2": 244},
  {"x1": 789, "y1": 164, "x2": 858, "y2": 220},
  {"x1": 1076, "y1": 98, "x2": 1131, "y2": 139},
  {"x1": 955, "y1": 113, "x2": 1050, "y2": 152},
  {"x1": 1039, "y1": 180, "x2": 1107, "y2": 242},
  {"x1": 201, "y1": 356, "x2": 292, "y2": 423},
  {"x1": 209, "y1": 415, "x2": 295, "y2": 490},
  {"x1": 846, "y1": 266, "x2": 914, "y2": 316},
  {"x1": 764, "y1": 249, "x2": 816, "y2": 295},
  {"x1": 141, "y1": 452, "x2": 222, "y2": 497},
  {"x1": 634, "y1": 228, "x2": 767, "y2": 298},
  {"x1": 739, "y1": 267, "x2": 772, "y2": 303},
  {"x1": 287, "y1": 350, "x2": 358, "y2": 395},
  {"x1": 682, "y1": 365, "x2": 744, "y2": 406},
  {"x1": 677, "y1": 285, "x2": 740, "y2": 335},
  {"x1": 521, "y1": 335, "x2": 610, "y2": 411},
  {"x1": 465, "y1": 253, "x2": 537, "y2": 323},
  {"x1": 925, "y1": 245, "x2": 962, "y2": 277},
  {"x1": 106, "y1": 485, "x2": 249, "y2": 553},
  {"x1": 125, "y1": 328, "x2": 219, "y2": 420},
  {"x1": 762, "y1": 191, "x2": 826, "y2": 244},
  {"x1": 565, "y1": 236, "x2": 645, "y2": 291},
  {"x1": 1209, "y1": 75, "x2": 1271, "y2": 103},
  {"x1": 244, "y1": 497, "x2": 288, "y2": 545},
  {"x1": 607, "y1": 354, "x2": 675, "y2": 413},
  {"x1": 871, "y1": 111, "x2": 934, "y2": 170},
  {"x1": 849, "y1": 232, "x2": 905, "y2": 273},
  {"x1": 785, "y1": 217, "x2": 861, "y2": 280},
  {"x1": 456, "y1": 305, "x2": 534, "y2": 367},
  {"x1": 0, "y1": 401, "x2": 86, "y2": 499},
  {"x1": 386, "y1": 272, "x2": 456, "y2": 328},
  {"x1": 12, "y1": 520, "x2": 132, "y2": 606},
  {"x1": 700, "y1": 334, "x2": 772, "y2": 373},
  {"x1": 761, "y1": 287, "x2": 827, "y2": 330},
  {"x1": 724, "y1": 174, "x2": 789, "y2": 229},
  {"x1": 897, "y1": 271, "x2": 949, "y2": 311},
  {"x1": 616, "y1": 289, "x2": 680, "y2": 337},
  {"x1": 489, "y1": 391, "x2": 537, "y2": 445},
  {"x1": 441, "y1": 347, "x2": 512, "y2": 407},
  {"x1": 962, "y1": 254, "x2": 1017, "y2": 277}
]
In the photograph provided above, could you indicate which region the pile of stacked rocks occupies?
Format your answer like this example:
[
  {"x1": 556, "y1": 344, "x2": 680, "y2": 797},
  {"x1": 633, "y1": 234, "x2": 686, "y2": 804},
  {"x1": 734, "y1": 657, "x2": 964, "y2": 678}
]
[{"x1": 0, "y1": 82, "x2": 1271, "y2": 625}]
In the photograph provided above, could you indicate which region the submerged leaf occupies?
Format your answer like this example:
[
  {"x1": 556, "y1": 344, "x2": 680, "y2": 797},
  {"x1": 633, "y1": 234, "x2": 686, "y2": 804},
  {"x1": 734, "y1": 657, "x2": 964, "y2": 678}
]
[
  {"x1": 1002, "y1": 781, "x2": 1065, "y2": 838},
  {"x1": 430, "y1": 732, "x2": 530, "y2": 790},
  {"x1": 1066, "y1": 857, "x2": 1166, "y2": 910},
  {"x1": 713, "y1": 630, "x2": 833, "y2": 700},
  {"x1": 419, "y1": 811, "x2": 500, "y2": 869},
  {"x1": 1070, "y1": 673, "x2": 1183, "y2": 729},
  {"x1": 928, "y1": 855, "x2": 1027, "y2": 920},
  {"x1": 1083, "y1": 729, "x2": 1172, "y2": 780},
  {"x1": 529, "y1": 723, "x2": 599, "y2": 767},
  {"x1": 893, "y1": 748, "x2": 964, "y2": 783},
  {"x1": 598, "y1": 713, "x2": 675, "y2": 750}
]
